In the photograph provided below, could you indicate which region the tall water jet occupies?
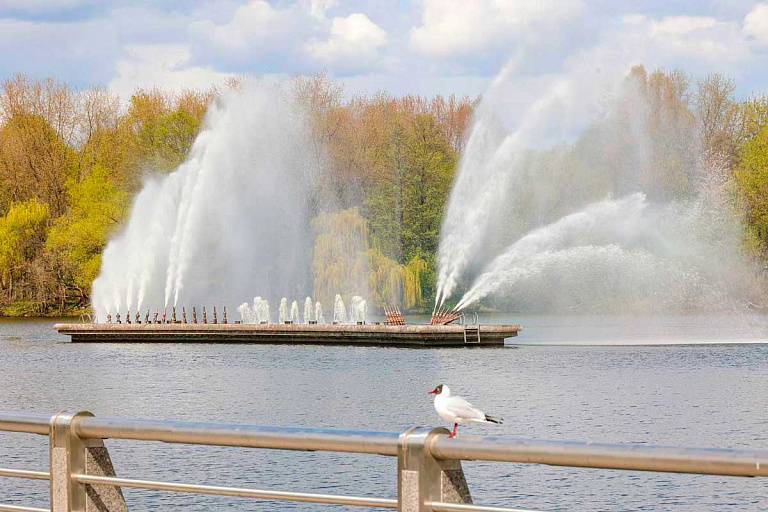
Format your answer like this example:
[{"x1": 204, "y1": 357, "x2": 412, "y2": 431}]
[
  {"x1": 435, "y1": 52, "x2": 764, "y2": 312},
  {"x1": 303, "y1": 297, "x2": 313, "y2": 323},
  {"x1": 237, "y1": 302, "x2": 251, "y2": 323},
  {"x1": 349, "y1": 296, "x2": 367, "y2": 323},
  {"x1": 333, "y1": 294, "x2": 347, "y2": 324},
  {"x1": 252, "y1": 296, "x2": 262, "y2": 323},
  {"x1": 259, "y1": 299, "x2": 271, "y2": 323},
  {"x1": 315, "y1": 301, "x2": 324, "y2": 324},
  {"x1": 290, "y1": 300, "x2": 300, "y2": 324},
  {"x1": 91, "y1": 84, "x2": 318, "y2": 320},
  {"x1": 278, "y1": 298, "x2": 288, "y2": 324}
]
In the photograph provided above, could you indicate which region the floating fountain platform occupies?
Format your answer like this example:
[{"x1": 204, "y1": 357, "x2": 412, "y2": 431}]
[{"x1": 54, "y1": 319, "x2": 520, "y2": 347}]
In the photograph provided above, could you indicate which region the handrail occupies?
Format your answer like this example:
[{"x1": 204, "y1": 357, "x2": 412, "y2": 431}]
[
  {"x1": 74, "y1": 416, "x2": 400, "y2": 456},
  {"x1": 4, "y1": 411, "x2": 768, "y2": 477},
  {"x1": 2, "y1": 410, "x2": 768, "y2": 511},
  {"x1": 429, "y1": 435, "x2": 768, "y2": 477},
  {"x1": 0, "y1": 412, "x2": 50, "y2": 435},
  {"x1": 0, "y1": 505, "x2": 50, "y2": 512},
  {"x1": 0, "y1": 468, "x2": 49, "y2": 480},
  {"x1": 75, "y1": 474, "x2": 397, "y2": 508}
]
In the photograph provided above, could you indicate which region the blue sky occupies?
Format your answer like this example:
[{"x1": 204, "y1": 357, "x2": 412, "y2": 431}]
[{"x1": 0, "y1": 0, "x2": 767, "y2": 100}]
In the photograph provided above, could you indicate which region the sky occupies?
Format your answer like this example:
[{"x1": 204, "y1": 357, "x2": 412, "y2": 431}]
[{"x1": 0, "y1": 0, "x2": 767, "y2": 101}]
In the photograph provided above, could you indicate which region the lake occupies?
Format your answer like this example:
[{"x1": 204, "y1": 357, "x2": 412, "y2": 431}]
[{"x1": 1, "y1": 314, "x2": 767, "y2": 511}]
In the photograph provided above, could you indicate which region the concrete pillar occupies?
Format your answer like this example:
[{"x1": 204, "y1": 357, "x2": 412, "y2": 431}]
[
  {"x1": 398, "y1": 427, "x2": 471, "y2": 512},
  {"x1": 50, "y1": 411, "x2": 128, "y2": 512}
]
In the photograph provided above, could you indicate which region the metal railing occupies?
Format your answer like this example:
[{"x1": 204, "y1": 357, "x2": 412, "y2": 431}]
[{"x1": 1, "y1": 411, "x2": 768, "y2": 512}]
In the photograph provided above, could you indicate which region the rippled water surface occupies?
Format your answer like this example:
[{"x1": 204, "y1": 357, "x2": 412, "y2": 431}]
[{"x1": 1, "y1": 314, "x2": 767, "y2": 511}]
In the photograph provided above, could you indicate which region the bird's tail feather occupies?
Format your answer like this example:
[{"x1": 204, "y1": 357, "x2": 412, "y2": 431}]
[{"x1": 485, "y1": 414, "x2": 503, "y2": 424}]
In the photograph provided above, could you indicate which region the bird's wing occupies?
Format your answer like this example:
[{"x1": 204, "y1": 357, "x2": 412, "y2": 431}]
[{"x1": 445, "y1": 396, "x2": 486, "y2": 420}]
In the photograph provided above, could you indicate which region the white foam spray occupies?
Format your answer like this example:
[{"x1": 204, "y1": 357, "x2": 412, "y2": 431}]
[
  {"x1": 91, "y1": 84, "x2": 316, "y2": 320},
  {"x1": 333, "y1": 294, "x2": 347, "y2": 324}
]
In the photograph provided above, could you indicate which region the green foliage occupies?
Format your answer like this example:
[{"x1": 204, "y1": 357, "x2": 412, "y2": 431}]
[
  {"x1": 0, "y1": 199, "x2": 49, "y2": 276},
  {"x1": 735, "y1": 125, "x2": 768, "y2": 256},
  {"x1": 401, "y1": 114, "x2": 456, "y2": 261},
  {"x1": 366, "y1": 248, "x2": 427, "y2": 310},
  {"x1": 46, "y1": 165, "x2": 129, "y2": 297},
  {"x1": 4, "y1": 70, "x2": 768, "y2": 315},
  {"x1": 130, "y1": 93, "x2": 206, "y2": 173},
  {"x1": 0, "y1": 200, "x2": 50, "y2": 311},
  {"x1": 312, "y1": 208, "x2": 369, "y2": 306}
]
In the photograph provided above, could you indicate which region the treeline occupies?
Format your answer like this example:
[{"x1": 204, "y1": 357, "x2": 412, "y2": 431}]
[
  {"x1": 0, "y1": 73, "x2": 473, "y2": 315},
  {"x1": 1, "y1": 69, "x2": 767, "y2": 315}
]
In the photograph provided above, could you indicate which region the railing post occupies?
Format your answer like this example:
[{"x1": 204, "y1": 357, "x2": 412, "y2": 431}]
[
  {"x1": 49, "y1": 411, "x2": 128, "y2": 512},
  {"x1": 398, "y1": 427, "x2": 472, "y2": 512},
  {"x1": 51, "y1": 411, "x2": 91, "y2": 512}
]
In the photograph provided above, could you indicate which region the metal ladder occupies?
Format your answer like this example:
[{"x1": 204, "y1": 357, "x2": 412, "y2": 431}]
[{"x1": 463, "y1": 313, "x2": 480, "y2": 344}]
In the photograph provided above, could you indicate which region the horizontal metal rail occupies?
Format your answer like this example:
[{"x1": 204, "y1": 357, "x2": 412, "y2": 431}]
[
  {"x1": 0, "y1": 468, "x2": 50, "y2": 480},
  {"x1": 75, "y1": 474, "x2": 397, "y2": 508},
  {"x1": 0, "y1": 413, "x2": 50, "y2": 435},
  {"x1": 75, "y1": 416, "x2": 400, "y2": 456},
  {"x1": 3, "y1": 411, "x2": 768, "y2": 512},
  {"x1": 4, "y1": 411, "x2": 768, "y2": 477},
  {"x1": 0, "y1": 505, "x2": 49, "y2": 512},
  {"x1": 430, "y1": 435, "x2": 768, "y2": 477},
  {"x1": 431, "y1": 503, "x2": 544, "y2": 512}
]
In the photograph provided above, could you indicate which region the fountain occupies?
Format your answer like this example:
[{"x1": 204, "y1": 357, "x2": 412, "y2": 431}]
[
  {"x1": 333, "y1": 294, "x2": 347, "y2": 324},
  {"x1": 91, "y1": 84, "x2": 318, "y2": 321},
  {"x1": 435, "y1": 59, "x2": 764, "y2": 313}
]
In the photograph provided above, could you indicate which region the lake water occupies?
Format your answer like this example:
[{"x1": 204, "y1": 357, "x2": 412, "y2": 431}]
[{"x1": 1, "y1": 314, "x2": 767, "y2": 511}]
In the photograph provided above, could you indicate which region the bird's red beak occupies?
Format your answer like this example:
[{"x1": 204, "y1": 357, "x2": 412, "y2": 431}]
[{"x1": 428, "y1": 390, "x2": 436, "y2": 395}]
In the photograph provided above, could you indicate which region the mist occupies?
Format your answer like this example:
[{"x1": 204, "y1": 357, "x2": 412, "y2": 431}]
[
  {"x1": 91, "y1": 84, "x2": 320, "y2": 320},
  {"x1": 436, "y1": 52, "x2": 765, "y2": 313}
]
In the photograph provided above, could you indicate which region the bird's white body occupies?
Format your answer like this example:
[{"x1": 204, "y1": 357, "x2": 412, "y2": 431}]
[{"x1": 432, "y1": 385, "x2": 496, "y2": 425}]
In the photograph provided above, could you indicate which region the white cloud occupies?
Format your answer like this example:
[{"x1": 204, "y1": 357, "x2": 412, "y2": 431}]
[
  {"x1": 617, "y1": 13, "x2": 750, "y2": 65},
  {"x1": 109, "y1": 44, "x2": 235, "y2": 101},
  {"x1": 650, "y1": 16, "x2": 720, "y2": 35},
  {"x1": 310, "y1": 0, "x2": 337, "y2": 19},
  {"x1": 189, "y1": 0, "x2": 312, "y2": 71},
  {"x1": 410, "y1": 0, "x2": 583, "y2": 58},
  {"x1": 307, "y1": 13, "x2": 387, "y2": 72},
  {"x1": 744, "y1": 3, "x2": 768, "y2": 44},
  {"x1": 189, "y1": 0, "x2": 390, "y2": 75}
]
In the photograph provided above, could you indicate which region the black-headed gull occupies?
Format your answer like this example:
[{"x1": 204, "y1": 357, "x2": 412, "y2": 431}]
[{"x1": 429, "y1": 384, "x2": 502, "y2": 438}]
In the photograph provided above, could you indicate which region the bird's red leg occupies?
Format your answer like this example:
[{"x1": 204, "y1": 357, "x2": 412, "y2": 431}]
[{"x1": 448, "y1": 424, "x2": 457, "y2": 438}]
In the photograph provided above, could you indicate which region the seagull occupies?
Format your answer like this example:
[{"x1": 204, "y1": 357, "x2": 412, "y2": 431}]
[{"x1": 429, "y1": 384, "x2": 503, "y2": 438}]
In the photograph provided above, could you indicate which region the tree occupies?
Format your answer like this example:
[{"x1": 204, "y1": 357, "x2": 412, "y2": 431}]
[
  {"x1": 0, "y1": 199, "x2": 49, "y2": 308},
  {"x1": 735, "y1": 94, "x2": 768, "y2": 144},
  {"x1": 402, "y1": 113, "x2": 456, "y2": 261},
  {"x1": 696, "y1": 73, "x2": 737, "y2": 157},
  {"x1": 46, "y1": 165, "x2": 129, "y2": 306},
  {"x1": 735, "y1": 125, "x2": 768, "y2": 257}
]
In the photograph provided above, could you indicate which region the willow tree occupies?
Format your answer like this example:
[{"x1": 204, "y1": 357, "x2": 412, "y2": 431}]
[
  {"x1": 367, "y1": 247, "x2": 427, "y2": 310},
  {"x1": 312, "y1": 208, "x2": 370, "y2": 306}
]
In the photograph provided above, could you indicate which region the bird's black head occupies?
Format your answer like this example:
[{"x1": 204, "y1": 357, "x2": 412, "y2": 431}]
[{"x1": 428, "y1": 384, "x2": 444, "y2": 396}]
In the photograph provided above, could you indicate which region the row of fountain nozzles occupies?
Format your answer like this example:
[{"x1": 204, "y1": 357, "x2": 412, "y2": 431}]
[
  {"x1": 105, "y1": 306, "x2": 227, "y2": 325},
  {"x1": 430, "y1": 307, "x2": 461, "y2": 325}
]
